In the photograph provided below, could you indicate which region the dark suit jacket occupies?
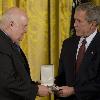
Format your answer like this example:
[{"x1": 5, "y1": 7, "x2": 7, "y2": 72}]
[
  {"x1": 55, "y1": 32, "x2": 100, "y2": 100},
  {"x1": 0, "y1": 29, "x2": 38, "y2": 100}
]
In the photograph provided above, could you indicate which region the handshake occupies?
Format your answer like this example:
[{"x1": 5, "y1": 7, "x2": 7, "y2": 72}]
[
  {"x1": 37, "y1": 64, "x2": 74, "y2": 97},
  {"x1": 37, "y1": 64, "x2": 62, "y2": 97},
  {"x1": 37, "y1": 83, "x2": 61, "y2": 97},
  {"x1": 37, "y1": 83, "x2": 75, "y2": 97}
]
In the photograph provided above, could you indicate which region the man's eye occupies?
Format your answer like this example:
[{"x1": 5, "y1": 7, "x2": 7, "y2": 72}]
[{"x1": 77, "y1": 19, "x2": 81, "y2": 23}]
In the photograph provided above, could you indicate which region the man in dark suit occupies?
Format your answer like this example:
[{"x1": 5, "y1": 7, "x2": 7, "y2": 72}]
[
  {"x1": 55, "y1": 2, "x2": 100, "y2": 100},
  {"x1": 0, "y1": 7, "x2": 50, "y2": 100}
]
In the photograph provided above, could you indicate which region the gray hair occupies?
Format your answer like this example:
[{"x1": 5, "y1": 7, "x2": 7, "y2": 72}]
[{"x1": 76, "y1": 2, "x2": 100, "y2": 25}]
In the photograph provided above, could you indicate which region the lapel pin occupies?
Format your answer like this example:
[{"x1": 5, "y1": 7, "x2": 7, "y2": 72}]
[{"x1": 91, "y1": 51, "x2": 94, "y2": 55}]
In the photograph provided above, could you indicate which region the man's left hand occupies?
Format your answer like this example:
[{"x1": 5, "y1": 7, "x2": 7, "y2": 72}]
[{"x1": 57, "y1": 86, "x2": 75, "y2": 97}]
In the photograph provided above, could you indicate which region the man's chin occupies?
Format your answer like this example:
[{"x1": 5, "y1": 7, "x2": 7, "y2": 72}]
[
  {"x1": 76, "y1": 33, "x2": 81, "y2": 36},
  {"x1": 18, "y1": 37, "x2": 23, "y2": 41}
]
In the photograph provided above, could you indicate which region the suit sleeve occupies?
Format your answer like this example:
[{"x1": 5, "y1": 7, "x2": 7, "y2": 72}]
[
  {"x1": 0, "y1": 53, "x2": 38, "y2": 99},
  {"x1": 55, "y1": 41, "x2": 66, "y2": 86}
]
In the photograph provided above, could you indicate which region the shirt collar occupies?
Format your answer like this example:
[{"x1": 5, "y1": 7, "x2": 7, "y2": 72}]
[
  {"x1": 80, "y1": 29, "x2": 97, "y2": 44},
  {"x1": 86, "y1": 28, "x2": 97, "y2": 44}
]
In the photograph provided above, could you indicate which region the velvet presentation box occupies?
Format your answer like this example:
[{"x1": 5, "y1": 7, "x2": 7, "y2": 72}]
[
  {"x1": 41, "y1": 64, "x2": 59, "y2": 92},
  {"x1": 41, "y1": 64, "x2": 54, "y2": 86}
]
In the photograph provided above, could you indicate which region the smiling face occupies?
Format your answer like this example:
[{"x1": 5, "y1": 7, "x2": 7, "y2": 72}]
[{"x1": 74, "y1": 10, "x2": 96, "y2": 37}]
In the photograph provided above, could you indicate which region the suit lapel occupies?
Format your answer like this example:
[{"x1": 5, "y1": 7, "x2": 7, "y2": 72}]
[
  {"x1": 84, "y1": 32, "x2": 100, "y2": 59},
  {"x1": 10, "y1": 43, "x2": 31, "y2": 80},
  {"x1": 76, "y1": 32, "x2": 100, "y2": 83}
]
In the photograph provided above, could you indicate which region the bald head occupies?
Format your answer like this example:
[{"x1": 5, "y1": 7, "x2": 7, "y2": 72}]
[
  {"x1": 0, "y1": 7, "x2": 28, "y2": 43},
  {"x1": 3, "y1": 7, "x2": 27, "y2": 21}
]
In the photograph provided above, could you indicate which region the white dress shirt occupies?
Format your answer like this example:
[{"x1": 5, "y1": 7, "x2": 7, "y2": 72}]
[{"x1": 76, "y1": 29, "x2": 97, "y2": 60}]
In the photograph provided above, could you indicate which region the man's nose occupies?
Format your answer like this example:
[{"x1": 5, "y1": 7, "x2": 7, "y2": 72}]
[{"x1": 74, "y1": 21, "x2": 77, "y2": 27}]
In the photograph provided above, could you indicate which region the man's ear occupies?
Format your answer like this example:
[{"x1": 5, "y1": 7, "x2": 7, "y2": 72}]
[
  {"x1": 10, "y1": 21, "x2": 14, "y2": 27},
  {"x1": 91, "y1": 21, "x2": 97, "y2": 27},
  {"x1": 90, "y1": 21, "x2": 97, "y2": 30}
]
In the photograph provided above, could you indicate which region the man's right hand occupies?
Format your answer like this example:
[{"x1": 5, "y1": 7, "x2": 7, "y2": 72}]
[{"x1": 37, "y1": 85, "x2": 51, "y2": 96}]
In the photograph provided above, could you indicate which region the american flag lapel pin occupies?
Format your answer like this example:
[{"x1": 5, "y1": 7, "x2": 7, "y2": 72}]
[{"x1": 91, "y1": 51, "x2": 94, "y2": 55}]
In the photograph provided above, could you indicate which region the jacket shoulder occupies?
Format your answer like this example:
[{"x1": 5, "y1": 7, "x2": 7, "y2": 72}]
[
  {"x1": 0, "y1": 38, "x2": 12, "y2": 56},
  {"x1": 63, "y1": 35, "x2": 80, "y2": 45}
]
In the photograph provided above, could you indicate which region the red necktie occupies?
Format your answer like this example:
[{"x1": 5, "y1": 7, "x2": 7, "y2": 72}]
[{"x1": 76, "y1": 39, "x2": 87, "y2": 72}]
